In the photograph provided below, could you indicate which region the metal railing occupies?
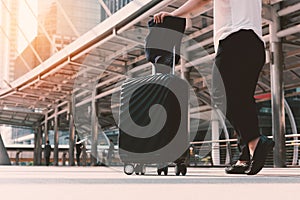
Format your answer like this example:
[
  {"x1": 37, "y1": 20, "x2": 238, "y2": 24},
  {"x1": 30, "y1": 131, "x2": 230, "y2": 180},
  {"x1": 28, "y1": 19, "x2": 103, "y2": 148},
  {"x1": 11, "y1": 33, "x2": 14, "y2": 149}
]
[{"x1": 189, "y1": 133, "x2": 300, "y2": 166}]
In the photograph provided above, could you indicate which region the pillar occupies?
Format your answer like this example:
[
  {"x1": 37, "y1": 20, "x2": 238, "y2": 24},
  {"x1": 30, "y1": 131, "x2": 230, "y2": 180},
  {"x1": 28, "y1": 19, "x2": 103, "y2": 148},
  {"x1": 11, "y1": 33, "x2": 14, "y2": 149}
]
[
  {"x1": 270, "y1": 5, "x2": 286, "y2": 167},
  {"x1": 34, "y1": 126, "x2": 42, "y2": 165},
  {"x1": 68, "y1": 102, "x2": 75, "y2": 166},
  {"x1": 44, "y1": 113, "x2": 49, "y2": 165},
  {"x1": 53, "y1": 107, "x2": 59, "y2": 166},
  {"x1": 211, "y1": 109, "x2": 220, "y2": 165},
  {"x1": 90, "y1": 88, "x2": 99, "y2": 166}
]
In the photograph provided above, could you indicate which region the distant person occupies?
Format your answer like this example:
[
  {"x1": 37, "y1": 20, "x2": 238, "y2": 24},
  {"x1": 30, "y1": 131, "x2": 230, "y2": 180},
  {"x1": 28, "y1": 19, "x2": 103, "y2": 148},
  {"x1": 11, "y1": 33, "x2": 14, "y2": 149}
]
[
  {"x1": 76, "y1": 137, "x2": 83, "y2": 166},
  {"x1": 62, "y1": 152, "x2": 67, "y2": 166},
  {"x1": 44, "y1": 141, "x2": 52, "y2": 166},
  {"x1": 15, "y1": 151, "x2": 22, "y2": 165}
]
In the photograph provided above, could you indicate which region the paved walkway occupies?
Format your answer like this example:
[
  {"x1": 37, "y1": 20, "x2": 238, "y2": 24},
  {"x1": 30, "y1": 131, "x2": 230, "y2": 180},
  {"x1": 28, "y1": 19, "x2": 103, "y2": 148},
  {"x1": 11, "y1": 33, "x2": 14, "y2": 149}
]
[{"x1": 0, "y1": 166, "x2": 299, "y2": 200}]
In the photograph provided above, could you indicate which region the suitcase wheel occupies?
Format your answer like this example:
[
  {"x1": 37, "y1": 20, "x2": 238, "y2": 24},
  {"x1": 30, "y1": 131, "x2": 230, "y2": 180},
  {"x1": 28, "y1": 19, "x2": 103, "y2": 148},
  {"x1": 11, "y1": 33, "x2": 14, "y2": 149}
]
[
  {"x1": 157, "y1": 164, "x2": 168, "y2": 176},
  {"x1": 157, "y1": 168, "x2": 162, "y2": 175},
  {"x1": 134, "y1": 164, "x2": 146, "y2": 175},
  {"x1": 124, "y1": 164, "x2": 134, "y2": 175},
  {"x1": 175, "y1": 163, "x2": 187, "y2": 176},
  {"x1": 163, "y1": 166, "x2": 168, "y2": 175}
]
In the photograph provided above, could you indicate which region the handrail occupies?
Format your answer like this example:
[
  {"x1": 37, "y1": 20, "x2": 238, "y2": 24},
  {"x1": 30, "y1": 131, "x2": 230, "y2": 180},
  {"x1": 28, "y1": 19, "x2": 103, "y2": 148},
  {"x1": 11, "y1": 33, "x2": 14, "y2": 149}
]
[
  {"x1": 284, "y1": 99, "x2": 299, "y2": 165},
  {"x1": 190, "y1": 134, "x2": 300, "y2": 145},
  {"x1": 190, "y1": 98, "x2": 299, "y2": 166},
  {"x1": 190, "y1": 133, "x2": 300, "y2": 165}
]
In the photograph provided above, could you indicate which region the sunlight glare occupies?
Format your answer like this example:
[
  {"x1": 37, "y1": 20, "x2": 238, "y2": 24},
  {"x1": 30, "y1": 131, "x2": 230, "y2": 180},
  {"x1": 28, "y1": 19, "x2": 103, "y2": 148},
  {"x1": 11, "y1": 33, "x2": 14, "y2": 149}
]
[{"x1": 17, "y1": 0, "x2": 37, "y2": 53}]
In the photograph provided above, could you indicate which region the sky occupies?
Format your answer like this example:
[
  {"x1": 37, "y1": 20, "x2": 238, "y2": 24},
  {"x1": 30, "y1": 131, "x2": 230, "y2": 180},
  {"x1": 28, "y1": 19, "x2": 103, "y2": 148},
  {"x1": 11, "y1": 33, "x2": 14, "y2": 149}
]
[
  {"x1": 17, "y1": 0, "x2": 38, "y2": 53},
  {"x1": 0, "y1": 7, "x2": 2, "y2": 27}
]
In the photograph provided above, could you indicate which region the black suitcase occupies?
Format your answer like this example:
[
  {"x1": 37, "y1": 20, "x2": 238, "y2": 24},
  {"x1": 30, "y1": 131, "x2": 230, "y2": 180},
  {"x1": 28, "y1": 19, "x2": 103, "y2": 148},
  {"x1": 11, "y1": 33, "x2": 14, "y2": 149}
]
[
  {"x1": 118, "y1": 74, "x2": 189, "y2": 175},
  {"x1": 118, "y1": 16, "x2": 189, "y2": 176}
]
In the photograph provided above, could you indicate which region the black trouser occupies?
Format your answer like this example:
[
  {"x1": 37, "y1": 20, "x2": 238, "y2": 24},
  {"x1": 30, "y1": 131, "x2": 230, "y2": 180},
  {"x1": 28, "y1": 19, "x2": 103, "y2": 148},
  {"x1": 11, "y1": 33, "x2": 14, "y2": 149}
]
[
  {"x1": 212, "y1": 29, "x2": 265, "y2": 161},
  {"x1": 45, "y1": 156, "x2": 50, "y2": 166}
]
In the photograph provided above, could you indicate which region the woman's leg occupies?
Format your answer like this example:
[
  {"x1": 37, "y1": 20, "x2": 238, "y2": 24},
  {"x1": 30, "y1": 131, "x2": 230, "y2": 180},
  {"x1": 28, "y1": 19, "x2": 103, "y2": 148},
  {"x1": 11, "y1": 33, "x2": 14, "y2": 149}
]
[{"x1": 213, "y1": 30, "x2": 265, "y2": 164}]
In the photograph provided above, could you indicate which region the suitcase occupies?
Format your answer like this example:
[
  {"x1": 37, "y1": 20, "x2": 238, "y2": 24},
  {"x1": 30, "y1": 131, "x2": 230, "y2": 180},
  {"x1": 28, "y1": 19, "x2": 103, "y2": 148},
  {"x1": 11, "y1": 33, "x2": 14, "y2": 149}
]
[
  {"x1": 118, "y1": 16, "x2": 189, "y2": 176},
  {"x1": 118, "y1": 74, "x2": 189, "y2": 175}
]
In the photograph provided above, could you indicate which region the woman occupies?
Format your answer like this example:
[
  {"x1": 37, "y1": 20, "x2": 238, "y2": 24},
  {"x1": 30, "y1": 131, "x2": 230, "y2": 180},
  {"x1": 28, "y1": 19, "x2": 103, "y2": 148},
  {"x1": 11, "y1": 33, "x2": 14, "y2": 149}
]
[{"x1": 153, "y1": 0, "x2": 274, "y2": 175}]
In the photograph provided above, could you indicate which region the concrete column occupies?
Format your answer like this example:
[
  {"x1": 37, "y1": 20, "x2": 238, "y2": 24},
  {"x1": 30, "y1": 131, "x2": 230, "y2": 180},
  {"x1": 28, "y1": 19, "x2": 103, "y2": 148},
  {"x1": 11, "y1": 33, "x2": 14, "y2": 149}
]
[
  {"x1": 211, "y1": 109, "x2": 220, "y2": 165},
  {"x1": 43, "y1": 113, "x2": 48, "y2": 165},
  {"x1": 284, "y1": 99, "x2": 299, "y2": 165},
  {"x1": 270, "y1": 5, "x2": 286, "y2": 167},
  {"x1": 53, "y1": 107, "x2": 59, "y2": 166},
  {"x1": 37, "y1": 126, "x2": 42, "y2": 165},
  {"x1": 90, "y1": 88, "x2": 99, "y2": 166},
  {"x1": 34, "y1": 126, "x2": 42, "y2": 165},
  {"x1": 68, "y1": 102, "x2": 75, "y2": 166},
  {"x1": 180, "y1": 44, "x2": 189, "y2": 80},
  {"x1": 34, "y1": 128, "x2": 38, "y2": 165},
  {"x1": 180, "y1": 58, "x2": 187, "y2": 80},
  {"x1": 181, "y1": 53, "x2": 191, "y2": 148},
  {"x1": 44, "y1": 113, "x2": 49, "y2": 143},
  {"x1": 82, "y1": 144, "x2": 87, "y2": 166}
]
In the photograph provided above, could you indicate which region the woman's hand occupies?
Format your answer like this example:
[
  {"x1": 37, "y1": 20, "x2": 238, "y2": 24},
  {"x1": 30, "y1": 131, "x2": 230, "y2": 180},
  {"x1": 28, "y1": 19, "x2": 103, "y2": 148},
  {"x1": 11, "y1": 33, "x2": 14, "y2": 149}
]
[
  {"x1": 153, "y1": 11, "x2": 174, "y2": 23},
  {"x1": 153, "y1": 0, "x2": 211, "y2": 23}
]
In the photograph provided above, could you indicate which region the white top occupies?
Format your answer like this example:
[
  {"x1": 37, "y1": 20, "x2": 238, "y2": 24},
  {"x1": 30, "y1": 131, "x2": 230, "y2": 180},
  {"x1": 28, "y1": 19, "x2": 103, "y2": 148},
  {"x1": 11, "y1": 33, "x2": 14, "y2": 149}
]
[{"x1": 213, "y1": 0, "x2": 263, "y2": 51}]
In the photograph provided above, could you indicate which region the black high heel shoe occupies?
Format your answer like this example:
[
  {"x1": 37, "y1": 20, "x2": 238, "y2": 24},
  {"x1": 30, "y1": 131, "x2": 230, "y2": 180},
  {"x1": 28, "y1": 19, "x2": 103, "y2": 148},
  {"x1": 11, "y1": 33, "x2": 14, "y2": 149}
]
[{"x1": 246, "y1": 135, "x2": 275, "y2": 175}]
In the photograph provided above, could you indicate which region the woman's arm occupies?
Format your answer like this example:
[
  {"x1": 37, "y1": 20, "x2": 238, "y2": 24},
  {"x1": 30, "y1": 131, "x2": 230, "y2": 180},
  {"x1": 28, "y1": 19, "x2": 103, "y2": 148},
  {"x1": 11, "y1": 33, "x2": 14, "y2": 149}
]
[{"x1": 153, "y1": 0, "x2": 211, "y2": 23}]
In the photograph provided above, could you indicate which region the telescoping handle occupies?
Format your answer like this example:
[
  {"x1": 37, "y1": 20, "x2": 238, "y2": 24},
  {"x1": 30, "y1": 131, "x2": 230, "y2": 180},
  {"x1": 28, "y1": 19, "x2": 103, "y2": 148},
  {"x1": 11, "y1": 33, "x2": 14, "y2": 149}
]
[{"x1": 172, "y1": 45, "x2": 176, "y2": 75}]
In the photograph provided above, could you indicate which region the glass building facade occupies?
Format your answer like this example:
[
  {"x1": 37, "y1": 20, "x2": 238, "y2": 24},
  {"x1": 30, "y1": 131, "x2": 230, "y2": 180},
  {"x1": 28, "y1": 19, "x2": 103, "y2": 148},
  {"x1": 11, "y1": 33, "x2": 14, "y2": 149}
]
[{"x1": 100, "y1": 0, "x2": 133, "y2": 21}]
